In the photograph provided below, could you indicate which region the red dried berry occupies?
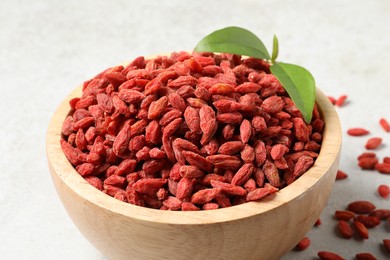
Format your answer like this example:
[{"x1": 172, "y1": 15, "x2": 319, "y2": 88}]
[
  {"x1": 61, "y1": 52, "x2": 323, "y2": 210},
  {"x1": 327, "y1": 96, "x2": 336, "y2": 105},
  {"x1": 378, "y1": 184, "x2": 390, "y2": 199},
  {"x1": 365, "y1": 137, "x2": 382, "y2": 150},
  {"x1": 355, "y1": 253, "x2": 377, "y2": 260},
  {"x1": 317, "y1": 251, "x2": 345, "y2": 260},
  {"x1": 354, "y1": 215, "x2": 381, "y2": 228},
  {"x1": 383, "y1": 239, "x2": 390, "y2": 254},
  {"x1": 347, "y1": 128, "x2": 370, "y2": 136},
  {"x1": 358, "y1": 157, "x2": 379, "y2": 170},
  {"x1": 369, "y1": 209, "x2": 390, "y2": 220},
  {"x1": 295, "y1": 237, "x2": 310, "y2": 251},
  {"x1": 379, "y1": 118, "x2": 390, "y2": 132},
  {"x1": 335, "y1": 210, "x2": 356, "y2": 221},
  {"x1": 357, "y1": 152, "x2": 377, "y2": 160},
  {"x1": 335, "y1": 170, "x2": 348, "y2": 180},
  {"x1": 347, "y1": 200, "x2": 376, "y2": 214},
  {"x1": 337, "y1": 220, "x2": 353, "y2": 239},
  {"x1": 335, "y1": 95, "x2": 347, "y2": 107},
  {"x1": 375, "y1": 163, "x2": 390, "y2": 174},
  {"x1": 353, "y1": 220, "x2": 369, "y2": 239},
  {"x1": 314, "y1": 218, "x2": 322, "y2": 226}
]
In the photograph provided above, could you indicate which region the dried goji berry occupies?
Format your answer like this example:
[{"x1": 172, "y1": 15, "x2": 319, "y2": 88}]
[
  {"x1": 379, "y1": 118, "x2": 390, "y2": 132},
  {"x1": 348, "y1": 200, "x2": 376, "y2": 214},
  {"x1": 375, "y1": 163, "x2": 390, "y2": 174},
  {"x1": 335, "y1": 95, "x2": 347, "y2": 107},
  {"x1": 337, "y1": 220, "x2": 353, "y2": 239},
  {"x1": 383, "y1": 239, "x2": 390, "y2": 254},
  {"x1": 347, "y1": 128, "x2": 370, "y2": 136},
  {"x1": 317, "y1": 251, "x2": 345, "y2": 260},
  {"x1": 354, "y1": 215, "x2": 380, "y2": 228},
  {"x1": 365, "y1": 137, "x2": 382, "y2": 150},
  {"x1": 355, "y1": 253, "x2": 377, "y2": 260},
  {"x1": 335, "y1": 170, "x2": 348, "y2": 180},
  {"x1": 295, "y1": 237, "x2": 310, "y2": 251},
  {"x1": 61, "y1": 52, "x2": 324, "y2": 210},
  {"x1": 377, "y1": 184, "x2": 390, "y2": 199},
  {"x1": 246, "y1": 183, "x2": 278, "y2": 202},
  {"x1": 353, "y1": 220, "x2": 369, "y2": 239}
]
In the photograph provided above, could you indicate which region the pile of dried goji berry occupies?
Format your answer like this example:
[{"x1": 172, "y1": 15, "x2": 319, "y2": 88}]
[{"x1": 61, "y1": 51, "x2": 325, "y2": 211}]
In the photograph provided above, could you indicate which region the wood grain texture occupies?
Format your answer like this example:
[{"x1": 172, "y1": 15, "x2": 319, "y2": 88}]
[{"x1": 46, "y1": 79, "x2": 342, "y2": 260}]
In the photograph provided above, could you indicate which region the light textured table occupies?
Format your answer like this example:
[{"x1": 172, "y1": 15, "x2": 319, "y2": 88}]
[{"x1": 0, "y1": 0, "x2": 389, "y2": 259}]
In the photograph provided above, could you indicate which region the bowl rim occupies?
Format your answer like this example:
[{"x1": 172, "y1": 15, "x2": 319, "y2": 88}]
[{"x1": 46, "y1": 70, "x2": 342, "y2": 225}]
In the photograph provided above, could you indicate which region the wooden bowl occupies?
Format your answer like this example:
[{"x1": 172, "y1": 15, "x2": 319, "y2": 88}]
[{"x1": 46, "y1": 77, "x2": 342, "y2": 259}]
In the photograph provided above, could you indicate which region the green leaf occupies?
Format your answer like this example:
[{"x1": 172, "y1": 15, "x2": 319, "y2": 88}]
[
  {"x1": 194, "y1": 27, "x2": 316, "y2": 123},
  {"x1": 270, "y1": 62, "x2": 316, "y2": 123},
  {"x1": 194, "y1": 26, "x2": 271, "y2": 60},
  {"x1": 271, "y1": 35, "x2": 279, "y2": 63}
]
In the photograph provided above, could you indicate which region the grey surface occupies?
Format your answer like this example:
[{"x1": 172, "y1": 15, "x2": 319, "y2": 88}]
[{"x1": 1, "y1": 0, "x2": 389, "y2": 259}]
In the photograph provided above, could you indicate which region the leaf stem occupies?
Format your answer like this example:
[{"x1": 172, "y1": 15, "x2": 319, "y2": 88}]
[{"x1": 271, "y1": 34, "x2": 279, "y2": 64}]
